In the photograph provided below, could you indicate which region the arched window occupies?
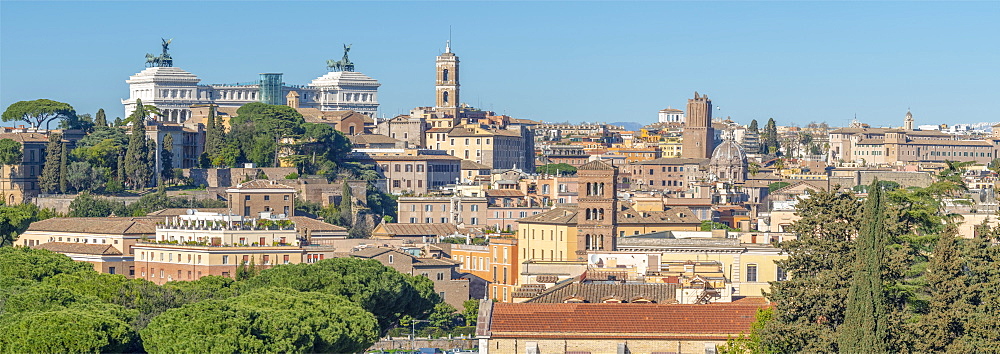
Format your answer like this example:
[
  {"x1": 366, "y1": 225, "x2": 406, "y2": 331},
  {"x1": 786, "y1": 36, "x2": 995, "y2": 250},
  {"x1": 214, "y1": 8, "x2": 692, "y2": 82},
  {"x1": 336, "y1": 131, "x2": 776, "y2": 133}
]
[
  {"x1": 585, "y1": 234, "x2": 592, "y2": 250},
  {"x1": 349, "y1": 126, "x2": 356, "y2": 135},
  {"x1": 599, "y1": 208, "x2": 605, "y2": 220},
  {"x1": 443, "y1": 69, "x2": 449, "y2": 81},
  {"x1": 443, "y1": 91, "x2": 450, "y2": 103}
]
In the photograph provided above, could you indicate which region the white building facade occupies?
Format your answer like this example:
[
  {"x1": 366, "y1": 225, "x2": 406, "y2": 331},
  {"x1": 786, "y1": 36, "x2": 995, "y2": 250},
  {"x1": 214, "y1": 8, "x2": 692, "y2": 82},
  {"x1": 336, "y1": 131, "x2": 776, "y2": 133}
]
[{"x1": 122, "y1": 66, "x2": 380, "y2": 122}]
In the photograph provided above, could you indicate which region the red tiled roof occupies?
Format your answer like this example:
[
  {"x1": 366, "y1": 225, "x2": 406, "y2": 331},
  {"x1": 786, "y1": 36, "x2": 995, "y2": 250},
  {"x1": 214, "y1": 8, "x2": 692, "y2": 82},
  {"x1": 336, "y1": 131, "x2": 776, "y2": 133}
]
[
  {"x1": 32, "y1": 242, "x2": 123, "y2": 255},
  {"x1": 485, "y1": 189, "x2": 524, "y2": 197},
  {"x1": 26, "y1": 217, "x2": 156, "y2": 235},
  {"x1": 487, "y1": 302, "x2": 766, "y2": 339}
]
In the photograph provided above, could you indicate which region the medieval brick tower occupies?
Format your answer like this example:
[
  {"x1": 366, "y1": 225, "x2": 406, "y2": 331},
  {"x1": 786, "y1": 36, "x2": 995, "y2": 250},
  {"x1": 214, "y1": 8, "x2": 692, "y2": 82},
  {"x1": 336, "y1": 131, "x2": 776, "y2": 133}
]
[
  {"x1": 432, "y1": 41, "x2": 460, "y2": 128},
  {"x1": 575, "y1": 159, "x2": 618, "y2": 260},
  {"x1": 682, "y1": 92, "x2": 715, "y2": 159}
]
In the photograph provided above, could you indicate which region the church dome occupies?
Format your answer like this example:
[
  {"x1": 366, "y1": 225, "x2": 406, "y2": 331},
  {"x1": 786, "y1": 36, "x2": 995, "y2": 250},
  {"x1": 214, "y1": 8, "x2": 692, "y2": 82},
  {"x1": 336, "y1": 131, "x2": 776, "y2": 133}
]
[{"x1": 710, "y1": 139, "x2": 747, "y2": 168}]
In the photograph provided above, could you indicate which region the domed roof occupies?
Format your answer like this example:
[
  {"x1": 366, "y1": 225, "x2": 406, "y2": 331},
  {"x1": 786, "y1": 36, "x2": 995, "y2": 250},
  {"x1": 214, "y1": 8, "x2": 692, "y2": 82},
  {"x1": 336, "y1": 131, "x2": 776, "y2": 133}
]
[{"x1": 710, "y1": 139, "x2": 747, "y2": 167}]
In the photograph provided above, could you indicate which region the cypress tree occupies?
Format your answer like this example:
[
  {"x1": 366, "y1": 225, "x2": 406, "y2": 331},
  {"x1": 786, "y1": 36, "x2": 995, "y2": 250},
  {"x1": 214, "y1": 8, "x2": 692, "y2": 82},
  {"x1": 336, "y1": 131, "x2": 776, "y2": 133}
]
[
  {"x1": 917, "y1": 224, "x2": 965, "y2": 352},
  {"x1": 763, "y1": 118, "x2": 779, "y2": 155},
  {"x1": 116, "y1": 152, "x2": 125, "y2": 185},
  {"x1": 747, "y1": 119, "x2": 759, "y2": 134},
  {"x1": 38, "y1": 133, "x2": 63, "y2": 194},
  {"x1": 58, "y1": 142, "x2": 68, "y2": 193},
  {"x1": 146, "y1": 139, "x2": 157, "y2": 187},
  {"x1": 339, "y1": 182, "x2": 353, "y2": 227},
  {"x1": 95, "y1": 108, "x2": 107, "y2": 127},
  {"x1": 838, "y1": 179, "x2": 890, "y2": 353},
  {"x1": 161, "y1": 134, "x2": 174, "y2": 183},
  {"x1": 204, "y1": 105, "x2": 225, "y2": 167},
  {"x1": 124, "y1": 99, "x2": 152, "y2": 189}
]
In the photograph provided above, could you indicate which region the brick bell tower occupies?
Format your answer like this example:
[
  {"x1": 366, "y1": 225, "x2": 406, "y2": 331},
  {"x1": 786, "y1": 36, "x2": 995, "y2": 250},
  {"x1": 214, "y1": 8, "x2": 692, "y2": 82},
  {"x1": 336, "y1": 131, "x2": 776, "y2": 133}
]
[
  {"x1": 575, "y1": 159, "x2": 619, "y2": 260},
  {"x1": 432, "y1": 40, "x2": 460, "y2": 128}
]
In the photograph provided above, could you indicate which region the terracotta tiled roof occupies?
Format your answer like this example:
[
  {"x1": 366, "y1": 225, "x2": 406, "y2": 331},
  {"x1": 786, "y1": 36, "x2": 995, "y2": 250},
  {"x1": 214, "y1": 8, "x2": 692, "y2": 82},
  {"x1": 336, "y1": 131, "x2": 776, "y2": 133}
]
[
  {"x1": 26, "y1": 217, "x2": 156, "y2": 235},
  {"x1": 526, "y1": 282, "x2": 678, "y2": 304},
  {"x1": 485, "y1": 189, "x2": 524, "y2": 197},
  {"x1": 0, "y1": 132, "x2": 50, "y2": 143},
  {"x1": 287, "y1": 216, "x2": 347, "y2": 232},
  {"x1": 486, "y1": 302, "x2": 766, "y2": 339},
  {"x1": 460, "y1": 160, "x2": 491, "y2": 170},
  {"x1": 374, "y1": 223, "x2": 459, "y2": 237},
  {"x1": 230, "y1": 179, "x2": 295, "y2": 190},
  {"x1": 578, "y1": 159, "x2": 616, "y2": 171},
  {"x1": 349, "y1": 134, "x2": 400, "y2": 145},
  {"x1": 517, "y1": 206, "x2": 579, "y2": 224},
  {"x1": 32, "y1": 242, "x2": 123, "y2": 255}
]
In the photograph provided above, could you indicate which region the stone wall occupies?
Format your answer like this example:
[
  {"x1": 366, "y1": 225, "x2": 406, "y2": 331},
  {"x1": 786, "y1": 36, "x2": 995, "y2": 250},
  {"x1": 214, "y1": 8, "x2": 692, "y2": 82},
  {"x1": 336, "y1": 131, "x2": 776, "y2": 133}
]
[{"x1": 33, "y1": 195, "x2": 142, "y2": 214}]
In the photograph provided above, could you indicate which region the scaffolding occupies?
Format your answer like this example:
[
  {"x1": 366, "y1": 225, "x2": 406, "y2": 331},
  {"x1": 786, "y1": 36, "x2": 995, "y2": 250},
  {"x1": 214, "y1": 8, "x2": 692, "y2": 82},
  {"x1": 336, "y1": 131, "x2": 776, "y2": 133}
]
[{"x1": 258, "y1": 73, "x2": 284, "y2": 105}]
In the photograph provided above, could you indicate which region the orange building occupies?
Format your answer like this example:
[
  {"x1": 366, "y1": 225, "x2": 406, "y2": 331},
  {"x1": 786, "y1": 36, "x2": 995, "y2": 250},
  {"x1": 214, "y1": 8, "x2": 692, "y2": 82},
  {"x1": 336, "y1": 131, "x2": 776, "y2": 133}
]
[{"x1": 450, "y1": 236, "x2": 520, "y2": 302}]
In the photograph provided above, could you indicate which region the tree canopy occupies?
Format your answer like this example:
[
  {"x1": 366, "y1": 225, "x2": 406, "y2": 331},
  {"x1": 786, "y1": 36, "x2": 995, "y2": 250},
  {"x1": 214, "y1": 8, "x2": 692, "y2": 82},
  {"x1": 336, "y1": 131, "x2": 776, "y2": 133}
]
[
  {"x1": 0, "y1": 248, "x2": 447, "y2": 353},
  {"x1": 1, "y1": 99, "x2": 76, "y2": 129},
  {"x1": 140, "y1": 288, "x2": 377, "y2": 354}
]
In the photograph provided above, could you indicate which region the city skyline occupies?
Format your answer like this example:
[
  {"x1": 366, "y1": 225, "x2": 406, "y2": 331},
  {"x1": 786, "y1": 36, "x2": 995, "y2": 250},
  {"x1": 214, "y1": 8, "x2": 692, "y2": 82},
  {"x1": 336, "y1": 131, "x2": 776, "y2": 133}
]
[{"x1": 1, "y1": 1, "x2": 997, "y2": 127}]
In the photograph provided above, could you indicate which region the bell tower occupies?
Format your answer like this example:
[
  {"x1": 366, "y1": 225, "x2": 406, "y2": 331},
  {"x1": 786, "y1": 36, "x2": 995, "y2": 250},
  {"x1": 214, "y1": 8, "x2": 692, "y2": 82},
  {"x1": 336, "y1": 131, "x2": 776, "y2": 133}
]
[
  {"x1": 682, "y1": 92, "x2": 715, "y2": 159},
  {"x1": 904, "y1": 110, "x2": 914, "y2": 131},
  {"x1": 575, "y1": 159, "x2": 618, "y2": 260},
  {"x1": 433, "y1": 41, "x2": 461, "y2": 128}
]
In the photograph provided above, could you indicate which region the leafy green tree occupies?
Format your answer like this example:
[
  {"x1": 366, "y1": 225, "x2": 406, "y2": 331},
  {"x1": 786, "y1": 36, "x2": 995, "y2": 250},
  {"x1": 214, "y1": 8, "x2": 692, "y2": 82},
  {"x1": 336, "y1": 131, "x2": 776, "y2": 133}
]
[
  {"x1": 60, "y1": 112, "x2": 95, "y2": 132},
  {"x1": 124, "y1": 100, "x2": 152, "y2": 189},
  {"x1": 38, "y1": 133, "x2": 63, "y2": 194},
  {"x1": 428, "y1": 302, "x2": 459, "y2": 330},
  {"x1": 761, "y1": 189, "x2": 862, "y2": 352},
  {"x1": 0, "y1": 203, "x2": 56, "y2": 248},
  {"x1": 0, "y1": 247, "x2": 92, "y2": 287},
  {"x1": 536, "y1": 163, "x2": 577, "y2": 175},
  {"x1": 950, "y1": 224, "x2": 1000, "y2": 350},
  {"x1": 747, "y1": 119, "x2": 759, "y2": 134},
  {"x1": 66, "y1": 161, "x2": 94, "y2": 192},
  {"x1": 719, "y1": 307, "x2": 773, "y2": 354},
  {"x1": 94, "y1": 108, "x2": 107, "y2": 127},
  {"x1": 68, "y1": 193, "x2": 120, "y2": 217},
  {"x1": 462, "y1": 299, "x2": 480, "y2": 326},
  {"x1": 0, "y1": 138, "x2": 23, "y2": 169},
  {"x1": 243, "y1": 258, "x2": 439, "y2": 335},
  {"x1": 767, "y1": 181, "x2": 791, "y2": 193},
  {"x1": 72, "y1": 125, "x2": 127, "y2": 169},
  {"x1": 0, "y1": 303, "x2": 138, "y2": 353},
  {"x1": 140, "y1": 288, "x2": 378, "y2": 354},
  {"x1": 1, "y1": 99, "x2": 76, "y2": 129},
  {"x1": 160, "y1": 134, "x2": 174, "y2": 184}
]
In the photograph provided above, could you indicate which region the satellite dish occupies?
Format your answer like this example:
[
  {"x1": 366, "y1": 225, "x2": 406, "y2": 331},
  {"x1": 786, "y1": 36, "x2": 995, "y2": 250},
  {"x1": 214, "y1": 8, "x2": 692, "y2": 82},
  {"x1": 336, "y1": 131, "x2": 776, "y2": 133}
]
[{"x1": 186, "y1": 209, "x2": 195, "y2": 215}]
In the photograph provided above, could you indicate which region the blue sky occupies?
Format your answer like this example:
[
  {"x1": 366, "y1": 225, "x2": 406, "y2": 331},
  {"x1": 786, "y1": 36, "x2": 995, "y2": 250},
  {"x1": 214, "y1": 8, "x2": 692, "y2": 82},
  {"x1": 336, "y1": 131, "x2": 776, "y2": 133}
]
[{"x1": 1, "y1": 1, "x2": 997, "y2": 128}]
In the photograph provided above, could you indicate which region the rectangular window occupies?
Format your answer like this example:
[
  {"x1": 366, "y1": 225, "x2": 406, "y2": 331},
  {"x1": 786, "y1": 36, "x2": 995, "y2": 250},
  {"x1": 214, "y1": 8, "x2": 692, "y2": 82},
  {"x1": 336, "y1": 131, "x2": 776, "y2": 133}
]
[
  {"x1": 746, "y1": 264, "x2": 758, "y2": 282},
  {"x1": 283, "y1": 255, "x2": 290, "y2": 264},
  {"x1": 264, "y1": 195, "x2": 270, "y2": 201},
  {"x1": 109, "y1": 267, "x2": 116, "y2": 274},
  {"x1": 222, "y1": 255, "x2": 229, "y2": 264},
  {"x1": 244, "y1": 195, "x2": 250, "y2": 201},
  {"x1": 777, "y1": 267, "x2": 787, "y2": 281}
]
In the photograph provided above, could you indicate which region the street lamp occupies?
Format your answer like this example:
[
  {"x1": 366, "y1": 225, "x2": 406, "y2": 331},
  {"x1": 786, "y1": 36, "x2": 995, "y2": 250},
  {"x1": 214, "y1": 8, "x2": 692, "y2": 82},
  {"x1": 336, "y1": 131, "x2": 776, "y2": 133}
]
[{"x1": 411, "y1": 319, "x2": 431, "y2": 350}]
